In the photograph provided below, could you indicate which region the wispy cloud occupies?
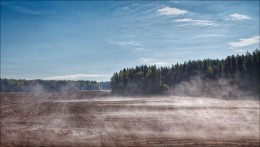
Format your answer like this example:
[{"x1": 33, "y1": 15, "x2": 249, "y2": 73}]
[
  {"x1": 133, "y1": 47, "x2": 145, "y2": 53},
  {"x1": 175, "y1": 18, "x2": 216, "y2": 26},
  {"x1": 157, "y1": 7, "x2": 188, "y2": 16},
  {"x1": 228, "y1": 36, "x2": 259, "y2": 48},
  {"x1": 44, "y1": 74, "x2": 110, "y2": 80},
  {"x1": 132, "y1": 3, "x2": 139, "y2": 6},
  {"x1": 225, "y1": 13, "x2": 250, "y2": 21},
  {"x1": 139, "y1": 58, "x2": 168, "y2": 66},
  {"x1": 108, "y1": 40, "x2": 145, "y2": 53},
  {"x1": 109, "y1": 40, "x2": 141, "y2": 47},
  {"x1": 170, "y1": 0, "x2": 180, "y2": 4},
  {"x1": 12, "y1": 6, "x2": 45, "y2": 15},
  {"x1": 119, "y1": 41, "x2": 140, "y2": 46}
]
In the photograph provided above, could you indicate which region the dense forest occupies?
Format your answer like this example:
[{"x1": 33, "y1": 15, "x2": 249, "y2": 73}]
[
  {"x1": 0, "y1": 79, "x2": 110, "y2": 92},
  {"x1": 111, "y1": 49, "x2": 260, "y2": 97}
]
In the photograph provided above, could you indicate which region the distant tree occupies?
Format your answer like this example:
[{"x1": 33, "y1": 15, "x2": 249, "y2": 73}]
[{"x1": 0, "y1": 79, "x2": 110, "y2": 92}]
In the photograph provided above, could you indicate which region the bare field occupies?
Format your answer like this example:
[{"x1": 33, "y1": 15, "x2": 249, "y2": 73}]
[{"x1": 1, "y1": 91, "x2": 259, "y2": 146}]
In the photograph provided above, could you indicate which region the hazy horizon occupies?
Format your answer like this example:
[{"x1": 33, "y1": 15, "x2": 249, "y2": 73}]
[{"x1": 1, "y1": 1, "x2": 259, "y2": 81}]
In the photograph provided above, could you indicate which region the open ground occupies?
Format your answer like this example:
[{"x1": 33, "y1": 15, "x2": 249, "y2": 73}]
[{"x1": 1, "y1": 91, "x2": 259, "y2": 146}]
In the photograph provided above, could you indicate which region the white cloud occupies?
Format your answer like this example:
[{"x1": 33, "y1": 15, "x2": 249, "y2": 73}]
[
  {"x1": 175, "y1": 18, "x2": 216, "y2": 26},
  {"x1": 44, "y1": 74, "x2": 110, "y2": 80},
  {"x1": 235, "y1": 49, "x2": 246, "y2": 52},
  {"x1": 157, "y1": 7, "x2": 188, "y2": 16},
  {"x1": 140, "y1": 58, "x2": 168, "y2": 66},
  {"x1": 225, "y1": 13, "x2": 250, "y2": 21},
  {"x1": 140, "y1": 58, "x2": 153, "y2": 63},
  {"x1": 228, "y1": 36, "x2": 260, "y2": 48}
]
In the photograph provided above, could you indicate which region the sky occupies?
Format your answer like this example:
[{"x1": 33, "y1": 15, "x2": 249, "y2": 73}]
[{"x1": 1, "y1": 1, "x2": 259, "y2": 81}]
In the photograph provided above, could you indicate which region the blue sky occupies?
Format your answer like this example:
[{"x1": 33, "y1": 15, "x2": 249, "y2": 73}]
[{"x1": 1, "y1": 1, "x2": 259, "y2": 81}]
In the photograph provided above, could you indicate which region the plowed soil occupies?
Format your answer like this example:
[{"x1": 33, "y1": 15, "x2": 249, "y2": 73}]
[{"x1": 1, "y1": 91, "x2": 259, "y2": 146}]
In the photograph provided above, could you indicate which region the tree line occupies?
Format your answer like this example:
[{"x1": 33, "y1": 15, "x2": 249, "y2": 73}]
[
  {"x1": 0, "y1": 79, "x2": 110, "y2": 92},
  {"x1": 111, "y1": 49, "x2": 260, "y2": 96}
]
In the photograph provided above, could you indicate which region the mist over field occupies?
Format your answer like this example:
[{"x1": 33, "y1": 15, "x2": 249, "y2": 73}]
[
  {"x1": 169, "y1": 76, "x2": 259, "y2": 99},
  {"x1": 1, "y1": 91, "x2": 259, "y2": 146}
]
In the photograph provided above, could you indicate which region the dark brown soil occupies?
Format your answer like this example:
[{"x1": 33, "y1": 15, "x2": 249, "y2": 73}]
[{"x1": 1, "y1": 91, "x2": 259, "y2": 147}]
